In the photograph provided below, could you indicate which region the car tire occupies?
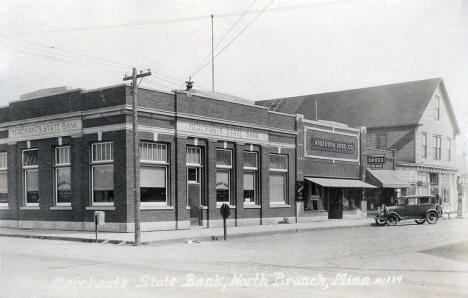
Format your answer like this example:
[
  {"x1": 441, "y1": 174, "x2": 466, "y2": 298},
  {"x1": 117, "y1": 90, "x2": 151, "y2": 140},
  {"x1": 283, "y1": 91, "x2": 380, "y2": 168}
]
[
  {"x1": 426, "y1": 212, "x2": 439, "y2": 224},
  {"x1": 375, "y1": 218, "x2": 387, "y2": 226},
  {"x1": 415, "y1": 219, "x2": 425, "y2": 224},
  {"x1": 387, "y1": 214, "x2": 398, "y2": 226}
]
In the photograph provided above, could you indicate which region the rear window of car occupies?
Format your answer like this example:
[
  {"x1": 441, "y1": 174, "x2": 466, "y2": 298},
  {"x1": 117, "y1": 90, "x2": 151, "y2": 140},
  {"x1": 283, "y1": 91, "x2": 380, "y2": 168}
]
[
  {"x1": 407, "y1": 198, "x2": 418, "y2": 206},
  {"x1": 419, "y1": 197, "x2": 431, "y2": 205}
]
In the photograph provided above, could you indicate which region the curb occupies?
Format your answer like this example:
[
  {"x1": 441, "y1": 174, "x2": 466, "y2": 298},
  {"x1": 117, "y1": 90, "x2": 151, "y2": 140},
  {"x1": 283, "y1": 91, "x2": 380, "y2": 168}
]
[{"x1": 0, "y1": 221, "x2": 373, "y2": 246}]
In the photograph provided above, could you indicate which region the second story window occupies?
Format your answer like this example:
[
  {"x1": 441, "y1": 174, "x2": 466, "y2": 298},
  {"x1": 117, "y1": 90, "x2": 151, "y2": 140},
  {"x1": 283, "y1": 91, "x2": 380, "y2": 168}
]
[
  {"x1": 23, "y1": 149, "x2": 39, "y2": 206},
  {"x1": 376, "y1": 134, "x2": 387, "y2": 149},
  {"x1": 0, "y1": 152, "x2": 7, "y2": 206},
  {"x1": 55, "y1": 146, "x2": 71, "y2": 206},
  {"x1": 422, "y1": 133, "x2": 427, "y2": 158},
  {"x1": 447, "y1": 138, "x2": 451, "y2": 161},
  {"x1": 91, "y1": 142, "x2": 114, "y2": 205},
  {"x1": 433, "y1": 136, "x2": 441, "y2": 160},
  {"x1": 435, "y1": 95, "x2": 440, "y2": 120}
]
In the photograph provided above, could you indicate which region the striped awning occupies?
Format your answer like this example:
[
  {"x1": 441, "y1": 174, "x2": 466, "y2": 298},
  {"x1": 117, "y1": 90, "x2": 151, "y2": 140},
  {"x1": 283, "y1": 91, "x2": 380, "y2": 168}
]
[{"x1": 305, "y1": 177, "x2": 376, "y2": 188}]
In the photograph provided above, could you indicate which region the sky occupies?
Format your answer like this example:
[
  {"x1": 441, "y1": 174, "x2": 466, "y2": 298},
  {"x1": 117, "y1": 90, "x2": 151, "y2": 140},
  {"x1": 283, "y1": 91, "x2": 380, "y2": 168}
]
[{"x1": 1, "y1": 0, "x2": 467, "y2": 154}]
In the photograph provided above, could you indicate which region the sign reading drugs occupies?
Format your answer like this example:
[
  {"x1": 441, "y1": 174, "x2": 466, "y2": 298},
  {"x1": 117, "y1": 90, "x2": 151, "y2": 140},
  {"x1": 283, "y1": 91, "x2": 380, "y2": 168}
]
[
  {"x1": 9, "y1": 118, "x2": 82, "y2": 141},
  {"x1": 304, "y1": 127, "x2": 359, "y2": 162},
  {"x1": 367, "y1": 155, "x2": 385, "y2": 169}
]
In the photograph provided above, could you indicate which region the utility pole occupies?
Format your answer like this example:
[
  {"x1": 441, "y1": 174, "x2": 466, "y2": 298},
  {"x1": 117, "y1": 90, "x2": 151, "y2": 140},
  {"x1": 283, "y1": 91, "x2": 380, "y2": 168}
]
[
  {"x1": 123, "y1": 67, "x2": 151, "y2": 246},
  {"x1": 211, "y1": 14, "x2": 215, "y2": 92}
]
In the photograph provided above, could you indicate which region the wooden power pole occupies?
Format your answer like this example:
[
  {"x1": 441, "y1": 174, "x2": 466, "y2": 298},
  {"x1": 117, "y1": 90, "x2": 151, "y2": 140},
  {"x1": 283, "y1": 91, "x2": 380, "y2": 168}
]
[{"x1": 123, "y1": 67, "x2": 151, "y2": 246}]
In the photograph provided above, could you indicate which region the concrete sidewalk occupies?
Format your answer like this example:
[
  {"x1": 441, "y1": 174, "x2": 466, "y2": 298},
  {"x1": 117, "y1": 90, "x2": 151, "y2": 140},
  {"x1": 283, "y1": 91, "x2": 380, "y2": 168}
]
[{"x1": 0, "y1": 218, "x2": 375, "y2": 245}]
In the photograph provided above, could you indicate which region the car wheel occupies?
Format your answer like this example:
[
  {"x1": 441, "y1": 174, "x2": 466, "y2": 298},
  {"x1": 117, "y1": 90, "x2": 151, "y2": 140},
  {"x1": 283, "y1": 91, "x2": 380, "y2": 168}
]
[
  {"x1": 426, "y1": 212, "x2": 439, "y2": 224},
  {"x1": 415, "y1": 219, "x2": 425, "y2": 224},
  {"x1": 375, "y1": 217, "x2": 387, "y2": 226},
  {"x1": 387, "y1": 214, "x2": 398, "y2": 226}
]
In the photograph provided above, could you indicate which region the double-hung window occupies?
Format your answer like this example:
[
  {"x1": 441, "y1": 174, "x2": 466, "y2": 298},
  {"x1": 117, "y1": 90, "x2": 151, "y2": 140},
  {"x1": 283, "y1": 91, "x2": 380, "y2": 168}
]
[
  {"x1": 243, "y1": 151, "x2": 258, "y2": 206},
  {"x1": 422, "y1": 133, "x2": 427, "y2": 158},
  {"x1": 435, "y1": 95, "x2": 440, "y2": 120},
  {"x1": 91, "y1": 142, "x2": 114, "y2": 205},
  {"x1": 55, "y1": 146, "x2": 71, "y2": 206},
  {"x1": 376, "y1": 134, "x2": 387, "y2": 149},
  {"x1": 23, "y1": 149, "x2": 39, "y2": 206},
  {"x1": 447, "y1": 138, "x2": 451, "y2": 161},
  {"x1": 140, "y1": 142, "x2": 169, "y2": 206},
  {"x1": 433, "y1": 136, "x2": 441, "y2": 160},
  {"x1": 0, "y1": 152, "x2": 7, "y2": 206},
  {"x1": 269, "y1": 154, "x2": 288, "y2": 205},
  {"x1": 216, "y1": 149, "x2": 232, "y2": 205}
]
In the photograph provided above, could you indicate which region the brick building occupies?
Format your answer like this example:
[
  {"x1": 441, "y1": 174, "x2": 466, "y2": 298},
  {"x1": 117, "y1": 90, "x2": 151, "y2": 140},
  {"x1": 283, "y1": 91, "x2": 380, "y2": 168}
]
[
  {"x1": 256, "y1": 78, "x2": 461, "y2": 212},
  {"x1": 0, "y1": 85, "x2": 374, "y2": 231}
]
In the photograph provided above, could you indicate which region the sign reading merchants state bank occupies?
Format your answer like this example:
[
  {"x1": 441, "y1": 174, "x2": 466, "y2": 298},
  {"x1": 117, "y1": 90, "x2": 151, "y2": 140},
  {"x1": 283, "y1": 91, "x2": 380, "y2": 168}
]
[
  {"x1": 177, "y1": 120, "x2": 268, "y2": 144},
  {"x1": 8, "y1": 118, "x2": 82, "y2": 142},
  {"x1": 304, "y1": 126, "x2": 359, "y2": 162}
]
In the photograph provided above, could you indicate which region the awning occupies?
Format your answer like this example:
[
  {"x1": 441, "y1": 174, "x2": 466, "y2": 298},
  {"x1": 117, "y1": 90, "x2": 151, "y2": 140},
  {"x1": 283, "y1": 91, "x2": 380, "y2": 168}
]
[
  {"x1": 305, "y1": 177, "x2": 376, "y2": 188},
  {"x1": 367, "y1": 169, "x2": 410, "y2": 188}
]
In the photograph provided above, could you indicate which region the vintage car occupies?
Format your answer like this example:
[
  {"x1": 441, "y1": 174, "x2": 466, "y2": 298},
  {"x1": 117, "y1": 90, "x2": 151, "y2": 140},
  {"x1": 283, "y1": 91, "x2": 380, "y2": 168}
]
[{"x1": 375, "y1": 195, "x2": 443, "y2": 226}]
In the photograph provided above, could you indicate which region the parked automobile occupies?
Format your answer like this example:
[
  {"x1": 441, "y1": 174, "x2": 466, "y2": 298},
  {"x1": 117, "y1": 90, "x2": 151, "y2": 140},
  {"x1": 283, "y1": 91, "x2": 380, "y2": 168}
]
[{"x1": 375, "y1": 195, "x2": 442, "y2": 226}]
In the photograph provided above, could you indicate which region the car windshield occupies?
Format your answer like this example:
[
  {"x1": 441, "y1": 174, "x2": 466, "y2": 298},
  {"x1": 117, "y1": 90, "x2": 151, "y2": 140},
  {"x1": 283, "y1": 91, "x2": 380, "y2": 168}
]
[{"x1": 397, "y1": 198, "x2": 406, "y2": 206}]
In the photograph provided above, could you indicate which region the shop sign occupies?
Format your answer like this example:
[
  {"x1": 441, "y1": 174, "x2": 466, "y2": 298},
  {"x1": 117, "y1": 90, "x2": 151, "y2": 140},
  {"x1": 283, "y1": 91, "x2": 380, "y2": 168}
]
[
  {"x1": 367, "y1": 155, "x2": 385, "y2": 169},
  {"x1": 177, "y1": 120, "x2": 268, "y2": 143},
  {"x1": 8, "y1": 118, "x2": 82, "y2": 141},
  {"x1": 304, "y1": 127, "x2": 359, "y2": 162}
]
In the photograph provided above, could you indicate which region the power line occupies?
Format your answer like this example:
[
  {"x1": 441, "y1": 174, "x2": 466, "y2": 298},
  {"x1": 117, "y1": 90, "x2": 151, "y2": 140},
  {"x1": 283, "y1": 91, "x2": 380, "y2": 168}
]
[
  {"x1": 191, "y1": 0, "x2": 275, "y2": 78},
  {"x1": 189, "y1": 0, "x2": 258, "y2": 78},
  {"x1": 10, "y1": 0, "x2": 365, "y2": 35}
]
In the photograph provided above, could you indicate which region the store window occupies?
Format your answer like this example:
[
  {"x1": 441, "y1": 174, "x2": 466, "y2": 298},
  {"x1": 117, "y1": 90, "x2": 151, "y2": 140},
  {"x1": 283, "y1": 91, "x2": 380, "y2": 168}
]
[
  {"x1": 91, "y1": 142, "x2": 114, "y2": 205},
  {"x1": 140, "y1": 142, "x2": 168, "y2": 205},
  {"x1": 55, "y1": 146, "x2": 71, "y2": 206},
  {"x1": 243, "y1": 151, "x2": 258, "y2": 205},
  {"x1": 23, "y1": 149, "x2": 39, "y2": 206},
  {"x1": 216, "y1": 149, "x2": 232, "y2": 205},
  {"x1": 433, "y1": 136, "x2": 441, "y2": 160},
  {"x1": 304, "y1": 182, "x2": 324, "y2": 211},
  {"x1": 0, "y1": 152, "x2": 7, "y2": 206},
  {"x1": 422, "y1": 133, "x2": 427, "y2": 158},
  {"x1": 269, "y1": 154, "x2": 288, "y2": 205},
  {"x1": 376, "y1": 134, "x2": 387, "y2": 149}
]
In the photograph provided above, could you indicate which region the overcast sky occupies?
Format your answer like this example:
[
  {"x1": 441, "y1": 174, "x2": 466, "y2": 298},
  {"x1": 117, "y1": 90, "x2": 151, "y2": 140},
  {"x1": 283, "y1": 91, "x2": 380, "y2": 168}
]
[{"x1": 1, "y1": 0, "x2": 467, "y2": 150}]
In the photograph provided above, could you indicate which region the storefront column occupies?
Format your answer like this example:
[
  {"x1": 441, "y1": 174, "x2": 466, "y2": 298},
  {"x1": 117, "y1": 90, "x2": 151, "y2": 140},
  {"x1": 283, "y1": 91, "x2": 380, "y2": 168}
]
[
  {"x1": 206, "y1": 140, "x2": 218, "y2": 227},
  {"x1": 259, "y1": 146, "x2": 270, "y2": 225},
  {"x1": 175, "y1": 137, "x2": 188, "y2": 229},
  {"x1": 234, "y1": 144, "x2": 243, "y2": 226}
]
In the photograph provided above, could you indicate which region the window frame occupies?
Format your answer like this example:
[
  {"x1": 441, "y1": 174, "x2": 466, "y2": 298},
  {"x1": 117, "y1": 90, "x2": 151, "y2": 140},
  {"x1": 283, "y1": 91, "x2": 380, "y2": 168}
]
[
  {"x1": 54, "y1": 146, "x2": 72, "y2": 207},
  {"x1": 186, "y1": 146, "x2": 203, "y2": 207},
  {"x1": 435, "y1": 95, "x2": 440, "y2": 120},
  {"x1": 269, "y1": 154, "x2": 289, "y2": 205},
  {"x1": 243, "y1": 151, "x2": 259, "y2": 206},
  {"x1": 140, "y1": 142, "x2": 169, "y2": 207},
  {"x1": 216, "y1": 149, "x2": 233, "y2": 206},
  {"x1": 433, "y1": 136, "x2": 442, "y2": 160},
  {"x1": 22, "y1": 149, "x2": 39, "y2": 207},
  {"x1": 376, "y1": 134, "x2": 387, "y2": 149},
  {"x1": 422, "y1": 133, "x2": 427, "y2": 158},
  {"x1": 91, "y1": 142, "x2": 114, "y2": 206},
  {"x1": 447, "y1": 138, "x2": 451, "y2": 161},
  {"x1": 0, "y1": 152, "x2": 7, "y2": 207}
]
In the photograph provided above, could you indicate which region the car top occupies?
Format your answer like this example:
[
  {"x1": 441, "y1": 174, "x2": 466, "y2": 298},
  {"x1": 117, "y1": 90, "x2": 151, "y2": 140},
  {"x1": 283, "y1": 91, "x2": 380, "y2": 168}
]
[{"x1": 398, "y1": 195, "x2": 436, "y2": 199}]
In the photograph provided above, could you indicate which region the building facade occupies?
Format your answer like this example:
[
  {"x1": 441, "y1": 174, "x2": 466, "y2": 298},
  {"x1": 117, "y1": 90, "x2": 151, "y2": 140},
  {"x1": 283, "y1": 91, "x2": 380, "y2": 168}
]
[
  {"x1": 0, "y1": 85, "x2": 373, "y2": 232},
  {"x1": 256, "y1": 78, "x2": 461, "y2": 212}
]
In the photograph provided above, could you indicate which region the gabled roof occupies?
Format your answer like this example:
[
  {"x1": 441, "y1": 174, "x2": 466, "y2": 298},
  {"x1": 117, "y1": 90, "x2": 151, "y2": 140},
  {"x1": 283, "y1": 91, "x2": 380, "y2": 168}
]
[{"x1": 256, "y1": 78, "x2": 460, "y2": 133}]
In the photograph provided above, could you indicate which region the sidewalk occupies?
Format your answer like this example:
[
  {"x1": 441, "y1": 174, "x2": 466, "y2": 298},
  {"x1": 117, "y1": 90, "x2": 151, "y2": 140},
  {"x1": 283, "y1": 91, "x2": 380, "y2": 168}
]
[{"x1": 0, "y1": 218, "x2": 374, "y2": 245}]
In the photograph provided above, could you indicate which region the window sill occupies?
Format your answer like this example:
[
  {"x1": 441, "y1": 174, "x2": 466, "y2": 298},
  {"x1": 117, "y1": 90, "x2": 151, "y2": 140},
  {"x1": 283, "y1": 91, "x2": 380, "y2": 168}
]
[
  {"x1": 50, "y1": 206, "x2": 72, "y2": 210},
  {"x1": 20, "y1": 206, "x2": 40, "y2": 210},
  {"x1": 86, "y1": 206, "x2": 115, "y2": 211},
  {"x1": 269, "y1": 203, "x2": 290, "y2": 208},
  {"x1": 141, "y1": 205, "x2": 173, "y2": 210},
  {"x1": 216, "y1": 204, "x2": 236, "y2": 209},
  {"x1": 244, "y1": 204, "x2": 261, "y2": 209},
  {"x1": 0, "y1": 205, "x2": 9, "y2": 210}
]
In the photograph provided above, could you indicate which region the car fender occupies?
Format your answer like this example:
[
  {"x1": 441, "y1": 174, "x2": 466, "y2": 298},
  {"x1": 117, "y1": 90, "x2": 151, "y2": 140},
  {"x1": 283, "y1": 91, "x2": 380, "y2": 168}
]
[
  {"x1": 386, "y1": 212, "x2": 401, "y2": 221},
  {"x1": 425, "y1": 209, "x2": 440, "y2": 218}
]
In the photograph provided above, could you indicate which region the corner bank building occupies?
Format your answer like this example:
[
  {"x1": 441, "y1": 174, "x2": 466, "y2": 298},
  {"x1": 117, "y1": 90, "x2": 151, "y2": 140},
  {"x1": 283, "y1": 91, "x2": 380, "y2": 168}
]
[{"x1": 0, "y1": 85, "x2": 375, "y2": 232}]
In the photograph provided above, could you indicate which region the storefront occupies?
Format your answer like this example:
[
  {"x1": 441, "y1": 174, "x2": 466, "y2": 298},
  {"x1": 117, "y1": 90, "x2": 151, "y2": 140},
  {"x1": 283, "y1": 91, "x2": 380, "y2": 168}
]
[{"x1": 296, "y1": 118, "x2": 375, "y2": 220}]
